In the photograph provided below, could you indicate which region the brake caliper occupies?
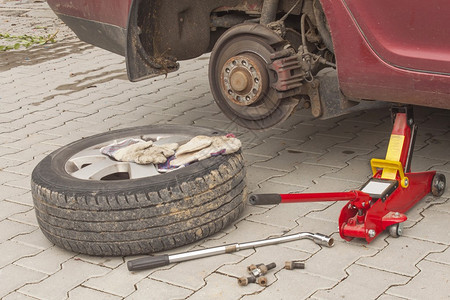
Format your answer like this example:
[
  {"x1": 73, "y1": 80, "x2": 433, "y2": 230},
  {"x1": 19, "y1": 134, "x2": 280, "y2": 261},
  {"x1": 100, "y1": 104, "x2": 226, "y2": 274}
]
[{"x1": 268, "y1": 48, "x2": 305, "y2": 95}]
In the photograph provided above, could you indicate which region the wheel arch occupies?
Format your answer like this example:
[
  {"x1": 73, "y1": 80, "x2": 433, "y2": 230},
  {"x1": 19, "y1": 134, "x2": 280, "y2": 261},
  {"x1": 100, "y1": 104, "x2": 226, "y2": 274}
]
[{"x1": 126, "y1": 0, "x2": 240, "y2": 82}]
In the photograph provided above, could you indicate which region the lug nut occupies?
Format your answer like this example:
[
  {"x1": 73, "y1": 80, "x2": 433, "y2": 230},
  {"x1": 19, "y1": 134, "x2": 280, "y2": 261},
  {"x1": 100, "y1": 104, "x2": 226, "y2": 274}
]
[
  {"x1": 257, "y1": 276, "x2": 268, "y2": 286},
  {"x1": 285, "y1": 261, "x2": 305, "y2": 270},
  {"x1": 247, "y1": 262, "x2": 276, "y2": 277},
  {"x1": 238, "y1": 276, "x2": 256, "y2": 286},
  {"x1": 258, "y1": 262, "x2": 276, "y2": 274},
  {"x1": 247, "y1": 263, "x2": 263, "y2": 272}
]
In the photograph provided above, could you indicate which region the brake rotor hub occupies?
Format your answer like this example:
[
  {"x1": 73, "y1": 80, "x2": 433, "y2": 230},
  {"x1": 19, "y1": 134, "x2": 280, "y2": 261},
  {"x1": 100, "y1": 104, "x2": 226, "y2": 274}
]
[{"x1": 221, "y1": 54, "x2": 268, "y2": 106}]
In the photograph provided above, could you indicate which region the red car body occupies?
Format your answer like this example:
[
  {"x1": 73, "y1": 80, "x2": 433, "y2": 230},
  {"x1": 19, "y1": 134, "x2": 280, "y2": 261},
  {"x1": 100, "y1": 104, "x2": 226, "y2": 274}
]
[
  {"x1": 48, "y1": 1, "x2": 131, "y2": 28},
  {"x1": 324, "y1": 0, "x2": 450, "y2": 110},
  {"x1": 47, "y1": 0, "x2": 450, "y2": 126}
]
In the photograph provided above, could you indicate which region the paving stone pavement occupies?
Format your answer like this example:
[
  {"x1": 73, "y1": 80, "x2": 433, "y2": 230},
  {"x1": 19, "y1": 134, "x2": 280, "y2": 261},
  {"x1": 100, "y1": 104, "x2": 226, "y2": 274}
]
[{"x1": 1, "y1": 1, "x2": 449, "y2": 299}]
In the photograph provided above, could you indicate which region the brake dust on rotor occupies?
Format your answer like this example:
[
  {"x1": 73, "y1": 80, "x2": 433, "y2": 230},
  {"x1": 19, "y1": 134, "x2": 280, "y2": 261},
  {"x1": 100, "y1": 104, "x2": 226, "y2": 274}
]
[{"x1": 250, "y1": 106, "x2": 446, "y2": 242}]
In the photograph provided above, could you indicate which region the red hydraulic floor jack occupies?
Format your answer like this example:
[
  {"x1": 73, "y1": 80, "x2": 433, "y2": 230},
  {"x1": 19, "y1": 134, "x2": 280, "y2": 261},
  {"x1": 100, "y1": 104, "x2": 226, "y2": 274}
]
[{"x1": 249, "y1": 106, "x2": 446, "y2": 242}]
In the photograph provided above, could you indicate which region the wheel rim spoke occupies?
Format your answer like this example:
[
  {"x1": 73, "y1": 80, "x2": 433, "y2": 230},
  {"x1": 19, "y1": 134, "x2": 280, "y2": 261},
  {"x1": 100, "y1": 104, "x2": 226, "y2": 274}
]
[
  {"x1": 69, "y1": 147, "x2": 106, "y2": 160},
  {"x1": 128, "y1": 163, "x2": 160, "y2": 179},
  {"x1": 70, "y1": 159, "x2": 125, "y2": 180}
]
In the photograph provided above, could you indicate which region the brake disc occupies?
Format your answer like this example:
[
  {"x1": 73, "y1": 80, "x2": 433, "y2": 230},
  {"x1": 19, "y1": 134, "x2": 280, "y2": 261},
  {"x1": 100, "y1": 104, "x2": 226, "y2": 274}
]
[{"x1": 209, "y1": 23, "x2": 299, "y2": 130}]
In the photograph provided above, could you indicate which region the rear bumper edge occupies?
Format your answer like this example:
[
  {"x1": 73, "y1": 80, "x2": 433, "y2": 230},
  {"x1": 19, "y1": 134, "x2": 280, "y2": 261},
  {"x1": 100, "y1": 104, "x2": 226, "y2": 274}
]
[{"x1": 57, "y1": 13, "x2": 127, "y2": 57}]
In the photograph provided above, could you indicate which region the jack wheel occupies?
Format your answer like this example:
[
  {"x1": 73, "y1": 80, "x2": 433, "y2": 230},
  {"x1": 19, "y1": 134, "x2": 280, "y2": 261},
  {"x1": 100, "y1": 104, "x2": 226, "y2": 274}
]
[
  {"x1": 388, "y1": 222, "x2": 404, "y2": 238},
  {"x1": 431, "y1": 173, "x2": 446, "y2": 197}
]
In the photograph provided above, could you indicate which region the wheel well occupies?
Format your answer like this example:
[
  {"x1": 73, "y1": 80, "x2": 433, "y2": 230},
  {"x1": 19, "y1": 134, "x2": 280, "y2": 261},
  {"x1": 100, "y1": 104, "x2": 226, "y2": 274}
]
[
  {"x1": 133, "y1": 0, "x2": 243, "y2": 61},
  {"x1": 126, "y1": 0, "x2": 337, "y2": 85}
]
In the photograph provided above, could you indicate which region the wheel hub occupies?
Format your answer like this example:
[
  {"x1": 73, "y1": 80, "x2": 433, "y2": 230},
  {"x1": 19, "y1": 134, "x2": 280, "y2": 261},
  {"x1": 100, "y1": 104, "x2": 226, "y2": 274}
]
[{"x1": 221, "y1": 54, "x2": 267, "y2": 106}]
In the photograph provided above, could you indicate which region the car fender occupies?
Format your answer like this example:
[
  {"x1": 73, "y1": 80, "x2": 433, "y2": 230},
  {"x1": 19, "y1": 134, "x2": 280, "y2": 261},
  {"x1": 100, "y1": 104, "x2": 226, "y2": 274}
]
[{"x1": 319, "y1": 0, "x2": 450, "y2": 109}]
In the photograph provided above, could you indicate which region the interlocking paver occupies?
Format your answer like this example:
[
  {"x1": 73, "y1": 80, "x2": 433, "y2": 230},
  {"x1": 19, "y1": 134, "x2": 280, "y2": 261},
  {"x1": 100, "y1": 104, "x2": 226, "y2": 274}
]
[
  {"x1": 303, "y1": 146, "x2": 370, "y2": 169},
  {"x1": 0, "y1": 264, "x2": 47, "y2": 299},
  {"x1": 0, "y1": 240, "x2": 41, "y2": 269},
  {"x1": 150, "y1": 252, "x2": 242, "y2": 291},
  {"x1": 245, "y1": 166, "x2": 287, "y2": 191},
  {"x1": 15, "y1": 246, "x2": 75, "y2": 275},
  {"x1": 301, "y1": 241, "x2": 378, "y2": 281},
  {"x1": 244, "y1": 153, "x2": 271, "y2": 167},
  {"x1": 425, "y1": 246, "x2": 450, "y2": 265},
  {"x1": 0, "y1": 200, "x2": 31, "y2": 221},
  {"x1": 289, "y1": 134, "x2": 350, "y2": 155},
  {"x1": 300, "y1": 176, "x2": 361, "y2": 193},
  {"x1": 0, "y1": 219, "x2": 36, "y2": 243},
  {"x1": 6, "y1": 175, "x2": 30, "y2": 190},
  {"x1": 2, "y1": 133, "x2": 57, "y2": 151},
  {"x1": 3, "y1": 292, "x2": 41, "y2": 300},
  {"x1": 194, "y1": 118, "x2": 233, "y2": 132},
  {"x1": 404, "y1": 209, "x2": 450, "y2": 244},
  {"x1": 2, "y1": 144, "x2": 56, "y2": 165},
  {"x1": 1, "y1": 123, "x2": 54, "y2": 140},
  {"x1": 409, "y1": 155, "x2": 448, "y2": 172},
  {"x1": 386, "y1": 260, "x2": 450, "y2": 300},
  {"x1": 357, "y1": 236, "x2": 446, "y2": 276},
  {"x1": 247, "y1": 202, "x2": 328, "y2": 229},
  {"x1": 3, "y1": 185, "x2": 33, "y2": 206},
  {"x1": 18, "y1": 259, "x2": 110, "y2": 300},
  {"x1": 68, "y1": 286, "x2": 122, "y2": 300},
  {"x1": 428, "y1": 197, "x2": 450, "y2": 213},
  {"x1": 75, "y1": 255, "x2": 124, "y2": 269},
  {"x1": 323, "y1": 158, "x2": 372, "y2": 183},
  {"x1": 188, "y1": 273, "x2": 257, "y2": 300},
  {"x1": 245, "y1": 138, "x2": 299, "y2": 158},
  {"x1": 84, "y1": 263, "x2": 151, "y2": 297},
  {"x1": 311, "y1": 264, "x2": 409, "y2": 300},
  {"x1": 316, "y1": 120, "x2": 370, "y2": 139},
  {"x1": 299, "y1": 201, "x2": 343, "y2": 225},
  {"x1": 4, "y1": 159, "x2": 45, "y2": 179},
  {"x1": 272, "y1": 123, "x2": 320, "y2": 142},
  {"x1": 126, "y1": 278, "x2": 193, "y2": 300},
  {"x1": 254, "y1": 149, "x2": 320, "y2": 172},
  {"x1": 256, "y1": 180, "x2": 307, "y2": 194},
  {"x1": 270, "y1": 164, "x2": 338, "y2": 188},
  {"x1": 340, "y1": 108, "x2": 387, "y2": 125},
  {"x1": 12, "y1": 229, "x2": 53, "y2": 251},
  {"x1": 376, "y1": 295, "x2": 408, "y2": 300},
  {"x1": 415, "y1": 138, "x2": 450, "y2": 161},
  {"x1": 243, "y1": 270, "x2": 336, "y2": 300},
  {"x1": 0, "y1": 145, "x2": 21, "y2": 158}
]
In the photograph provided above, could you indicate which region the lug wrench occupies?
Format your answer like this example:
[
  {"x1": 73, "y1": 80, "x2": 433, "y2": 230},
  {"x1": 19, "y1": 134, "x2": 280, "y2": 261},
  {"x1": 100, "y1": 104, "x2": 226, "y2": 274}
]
[{"x1": 128, "y1": 232, "x2": 334, "y2": 271}]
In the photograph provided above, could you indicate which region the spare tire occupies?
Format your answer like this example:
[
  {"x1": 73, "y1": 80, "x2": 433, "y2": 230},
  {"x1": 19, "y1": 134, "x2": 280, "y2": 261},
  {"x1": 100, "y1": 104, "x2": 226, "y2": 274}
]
[{"x1": 31, "y1": 125, "x2": 246, "y2": 256}]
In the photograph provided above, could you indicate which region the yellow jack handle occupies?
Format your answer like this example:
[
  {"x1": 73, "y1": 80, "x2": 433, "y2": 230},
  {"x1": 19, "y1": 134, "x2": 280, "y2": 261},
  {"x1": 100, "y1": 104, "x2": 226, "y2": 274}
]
[{"x1": 370, "y1": 158, "x2": 409, "y2": 188}]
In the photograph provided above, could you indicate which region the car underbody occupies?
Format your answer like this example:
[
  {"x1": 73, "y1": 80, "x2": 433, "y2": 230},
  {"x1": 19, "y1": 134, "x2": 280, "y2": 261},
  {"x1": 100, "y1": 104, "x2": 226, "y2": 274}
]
[
  {"x1": 48, "y1": 0, "x2": 450, "y2": 130},
  {"x1": 126, "y1": 0, "x2": 383, "y2": 129}
]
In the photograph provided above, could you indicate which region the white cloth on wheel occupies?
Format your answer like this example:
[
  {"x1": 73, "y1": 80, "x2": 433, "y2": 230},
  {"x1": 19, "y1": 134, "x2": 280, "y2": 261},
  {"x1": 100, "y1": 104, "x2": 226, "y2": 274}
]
[
  {"x1": 170, "y1": 134, "x2": 241, "y2": 167},
  {"x1": 101, "y1": 139, "x2": 178, "y2": 164},
  {"x1": 101, "y1": 134, "x2": 241, "y2": 167}
]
